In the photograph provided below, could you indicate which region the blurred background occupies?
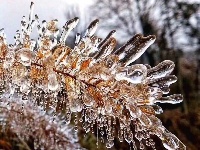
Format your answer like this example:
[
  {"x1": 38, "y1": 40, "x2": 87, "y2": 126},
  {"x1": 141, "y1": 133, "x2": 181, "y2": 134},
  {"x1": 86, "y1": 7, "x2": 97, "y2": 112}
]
[{"x1": 0, "y1": 0, "x2": 200, "y2": 149}]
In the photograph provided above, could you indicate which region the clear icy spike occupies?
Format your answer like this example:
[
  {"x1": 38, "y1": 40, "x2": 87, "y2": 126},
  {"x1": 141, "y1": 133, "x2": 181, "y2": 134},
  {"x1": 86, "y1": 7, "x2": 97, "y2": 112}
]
[{"x1": 0, "y1": 2, "x2": 186, "y2": 150}]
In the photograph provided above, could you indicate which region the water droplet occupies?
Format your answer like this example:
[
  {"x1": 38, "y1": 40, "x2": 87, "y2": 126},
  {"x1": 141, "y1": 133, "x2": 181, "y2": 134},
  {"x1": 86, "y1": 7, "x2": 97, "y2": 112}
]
[
  {"x1": 20, "y1": 79, "x2": 31, "y2": 94},
  {"x1": 124, "y1": 129, "x2": 133, "y2": 143}
]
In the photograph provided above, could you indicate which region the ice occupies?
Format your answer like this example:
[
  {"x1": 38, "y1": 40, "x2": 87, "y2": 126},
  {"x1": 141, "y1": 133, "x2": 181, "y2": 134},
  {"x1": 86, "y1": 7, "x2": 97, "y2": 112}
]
[
  {"x1": 147, "y1": 60, "x2": 175, "y2": 79},
  {"x1": 85, "y1": 19, "x2": 99, "y2": 37},
  {"x1": 60, "y1": 17, "x2": 79, "y2": 44},
  {"x1": 161, "y1": 131, "x2": 184, "y2": 150},
  {"x1": 98, "y1": 30, "x2": 116, "y2": 48},
  {"x1": 0, "y1": 2, "x2": 186, "y2": 149},
  {"x1": 48, "y1": 73, "x2": 59, "y2": 91},
  {"x1": 3, "y1": 50, "x2": 15, "y2": 68},
  {"x1": 16, "y1": 48, "x2": 34, "y2": 66},
  {"x1": 155, "y1": 94, "x2": 183, "y2": 104},
  {"x1": 75, "y1": 33, "x2": 81, "y2": 46},
  {"x1": 138, "y1": 113, "x2": 152, "y2": 127},
  {"x1": 115, "y1": 34, "x2": 156, "y2": 66},
  {"x1": 115, "y1": 64, "x2": 147, "y2": 84}
]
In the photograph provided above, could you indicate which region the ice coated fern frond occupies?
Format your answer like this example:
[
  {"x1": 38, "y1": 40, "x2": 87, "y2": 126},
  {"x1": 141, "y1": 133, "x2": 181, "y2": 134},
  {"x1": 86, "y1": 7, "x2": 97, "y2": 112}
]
[{"x1": 0, "y1": 2, "x2": 186, "y2": 150}]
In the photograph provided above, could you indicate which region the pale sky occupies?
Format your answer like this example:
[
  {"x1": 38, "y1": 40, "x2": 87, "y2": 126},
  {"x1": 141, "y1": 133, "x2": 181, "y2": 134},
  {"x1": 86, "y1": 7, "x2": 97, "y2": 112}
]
[{"x1": 0, "y1": 0, "x2": 93, "y2": 43}]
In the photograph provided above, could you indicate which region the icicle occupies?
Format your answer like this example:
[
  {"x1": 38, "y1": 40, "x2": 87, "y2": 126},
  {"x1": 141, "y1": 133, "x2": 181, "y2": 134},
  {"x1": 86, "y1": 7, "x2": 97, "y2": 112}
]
[
  {"x1": 74, "y1": 113, "x2": 78, "y2": 132},
  {"x1": 25, "y1": 2, "x2": 35, "y2": 34},
  {"x1": 118, "y1": 128, "x2": 124, "y2": 142},
  {"x1": 149, "y1": 75, "x2": 177, "y2": 94},
  {"x1": 65, "y1": 107, "x2": 71, "y2": 125},
  {"x1": 98, "y1": 30, "x2": 116, "y2": 48},
  {"x1": 35, "y1": 14, "x2": 42, "y2": 35},
  {"x1": 29, "y1": 2, "x2": 34, "y2": 23},
  {"x1": 0, "y1": 28, "x2": 6, "y2": 45},
  {"x1": 85, "y1": 19, "x2": 99, "y2": 37},
  {"x1": 149, "y1": 75, "x2": 177, "y2": 86},
  {"x1": 139, "y1": 141, "x2": 145, "y2": 150},
  {"x1": 60, "y1": 17, "x2": 79, "y2": 44},
  {"x1": 147, "y1": 60, "x2": 175, "y2": 79},
  {"x1": 0, "y1": 28, "x2": 4, "y2": 36},
  {"x1": 132, "y1": 140, "x2": 138, "y2": 150},
  {"x1": 161, "y1": 130, "x2": 186, "y2": 150},
  {"x1": 94, "y1": 37, "x2": 116, "y2": 60},
  {"x1": 124, "y1": 128, "x2": 133, "y2": 144},
  {"x1": 115, "y1": 34, "x2": 156, "y2": 66},
  {"x1": 155, "y1": 94, "x2": 183, "y2": 104}
]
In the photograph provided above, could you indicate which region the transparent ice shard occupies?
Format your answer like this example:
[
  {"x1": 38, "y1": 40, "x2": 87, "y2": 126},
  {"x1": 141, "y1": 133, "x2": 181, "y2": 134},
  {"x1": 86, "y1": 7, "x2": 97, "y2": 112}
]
[
  {"x1": 84, "y1": 19, "x2": 99, "y2": 37},
  {"x1": 138, "y1": 112, "x2": 152, "y2": 127},
  {"x1": 149, "y1": 75, "x2": 177, "y2": 94},
  {"x1": 94, "y1": 37, "x2": 116, "y2": 60},
  {"x1": 155, "y1": 94, "x2": 183, "y2": 104},
  {"x1": 75, "y1": 33, "x2": 81, "y2": 46},
  {"x1": 149, "y1": 75, "x2": 177, "y2": 86},
  {"x1": 147, "y1": 60, "x2": 175, "y2": 79},
  {"x1": 161, "y1": 130, "x2": 186, "y2": 150},
  {"x1": 60, "y1": 17, "x2": 79, "y2": 44},
  {"x1": 98, "y1": 30, "x2": 116, "y2": 48},
  {"x1": 114, "y1": 34, "x2": 156, "y2": 66}
]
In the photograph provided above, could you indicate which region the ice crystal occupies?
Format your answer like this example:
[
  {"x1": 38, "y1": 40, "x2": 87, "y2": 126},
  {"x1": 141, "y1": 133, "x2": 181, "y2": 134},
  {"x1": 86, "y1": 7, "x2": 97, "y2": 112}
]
[{"x1": 0, "y1": 2, "x2": 186, "y2": 150}]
